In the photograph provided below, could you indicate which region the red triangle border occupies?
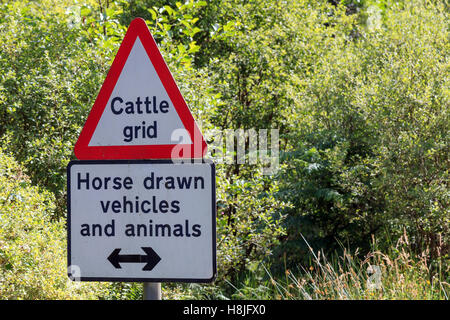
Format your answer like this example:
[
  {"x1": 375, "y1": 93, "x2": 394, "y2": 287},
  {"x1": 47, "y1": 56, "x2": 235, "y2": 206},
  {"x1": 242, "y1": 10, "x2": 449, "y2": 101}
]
[{"x1": 74, "y1": 18, "x2": 207, "y2": 160}]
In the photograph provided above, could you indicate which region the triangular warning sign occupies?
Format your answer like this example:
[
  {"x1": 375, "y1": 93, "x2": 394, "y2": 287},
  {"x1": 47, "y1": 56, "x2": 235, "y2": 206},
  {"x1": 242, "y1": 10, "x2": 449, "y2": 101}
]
[{"x1": 74, "y1": 18, "x2": 207, "y2": 160}]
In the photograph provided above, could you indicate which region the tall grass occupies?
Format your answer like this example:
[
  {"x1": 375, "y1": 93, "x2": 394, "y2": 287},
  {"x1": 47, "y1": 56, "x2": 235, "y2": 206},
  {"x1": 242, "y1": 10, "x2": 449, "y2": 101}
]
[{"x1": 224, "y1": 233, "x2": 449, "y2": 300}]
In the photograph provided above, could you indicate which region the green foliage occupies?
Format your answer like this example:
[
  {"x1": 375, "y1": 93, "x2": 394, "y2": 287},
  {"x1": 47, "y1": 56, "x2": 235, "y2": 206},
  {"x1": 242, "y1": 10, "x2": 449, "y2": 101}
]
[
  {"x1": 0, "y1": 146, "x2": 109, "y2": 299},
  {"x1": 105, "y1": 0, "x2": 206, "y2": 69},
  {"x1": 0, "y1": 0, "x2": 447, "y2": 299},
  {"x1": 273, "y1": 0, "x2": 449, "y2": 268},
  {"x1": 0, "y1": 0, "x2": 112, "y2": 216},
  {"x1": 215, "y1": 165, "x2": 289, "y2": 280}
]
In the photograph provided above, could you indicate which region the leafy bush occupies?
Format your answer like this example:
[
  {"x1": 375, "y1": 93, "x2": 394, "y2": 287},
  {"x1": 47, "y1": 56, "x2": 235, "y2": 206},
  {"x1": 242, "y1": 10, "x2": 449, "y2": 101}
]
[
  {"x1": 274, "y1": 0, "x2": 449, "y2": 268},
  {"x1": 215, "y1": 165, "x2": 289, "y2": 280},
  {"x1": 0, "y1": 0, "x2": 113, "y2": 216}
]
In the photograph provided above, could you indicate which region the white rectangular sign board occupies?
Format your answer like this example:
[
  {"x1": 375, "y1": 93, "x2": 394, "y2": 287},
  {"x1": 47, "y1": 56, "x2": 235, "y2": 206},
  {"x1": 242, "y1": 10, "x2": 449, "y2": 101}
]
[{"x1": 67, "y1": 160, "x2": 216, "y2": 282}]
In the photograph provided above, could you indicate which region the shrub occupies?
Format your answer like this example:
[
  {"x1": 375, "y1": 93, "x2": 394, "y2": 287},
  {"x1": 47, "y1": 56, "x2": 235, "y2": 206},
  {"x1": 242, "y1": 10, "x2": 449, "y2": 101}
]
[
  {"x1": 0, "y1": 1, "x2": 114, "y2": 217},
  {"x1": 275, "y1": 0, "x2": 449, "y2": 268}
]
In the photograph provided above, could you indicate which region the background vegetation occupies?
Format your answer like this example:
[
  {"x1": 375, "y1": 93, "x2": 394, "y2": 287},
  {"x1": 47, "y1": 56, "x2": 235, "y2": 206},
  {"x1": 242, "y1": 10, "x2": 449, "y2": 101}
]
[{"x1": 0, "y1": 0, "x2": 448, "y2": 299}]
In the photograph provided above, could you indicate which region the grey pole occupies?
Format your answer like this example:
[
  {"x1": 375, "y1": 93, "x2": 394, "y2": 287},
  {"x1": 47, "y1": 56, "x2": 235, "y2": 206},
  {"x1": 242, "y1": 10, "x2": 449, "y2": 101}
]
[{"x1": 143, "y1": 282, "x2": 161, "y2": 300}]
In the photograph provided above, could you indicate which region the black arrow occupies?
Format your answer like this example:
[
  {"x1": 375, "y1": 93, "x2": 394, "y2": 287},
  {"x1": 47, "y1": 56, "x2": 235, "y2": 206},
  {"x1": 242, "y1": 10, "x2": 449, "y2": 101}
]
[{"x1": 107, "y1": 247, "x2": 161, "y2": 271}]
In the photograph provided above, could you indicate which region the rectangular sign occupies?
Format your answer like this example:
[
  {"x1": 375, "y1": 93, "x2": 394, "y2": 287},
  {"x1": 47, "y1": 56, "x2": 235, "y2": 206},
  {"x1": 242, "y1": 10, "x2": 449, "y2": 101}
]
[{"x1": 67, "y1": 160, "x2": 216, "y2": 282}]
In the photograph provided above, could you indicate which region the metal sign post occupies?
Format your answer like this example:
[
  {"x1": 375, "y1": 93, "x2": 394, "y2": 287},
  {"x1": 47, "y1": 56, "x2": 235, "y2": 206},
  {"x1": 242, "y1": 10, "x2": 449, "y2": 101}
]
[{"x1": 143, "y1": 282, "x2": 161, "y2": 300}]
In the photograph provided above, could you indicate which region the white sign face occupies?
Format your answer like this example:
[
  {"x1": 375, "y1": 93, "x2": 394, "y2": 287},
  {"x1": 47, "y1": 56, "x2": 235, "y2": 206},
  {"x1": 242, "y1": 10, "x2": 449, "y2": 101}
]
[
  {"x1": 89, "y1": 37, "x2": 190, "y2": 147},
  {"x1": 67, "y1": 160, "x2": 216, "y2": 282}
]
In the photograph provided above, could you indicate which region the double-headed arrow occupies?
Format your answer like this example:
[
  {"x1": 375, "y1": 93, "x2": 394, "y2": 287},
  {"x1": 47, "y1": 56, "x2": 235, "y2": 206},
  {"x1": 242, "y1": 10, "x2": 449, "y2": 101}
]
[{"x1": 107, "y1": 247, "x2": 161, "y2": 271}]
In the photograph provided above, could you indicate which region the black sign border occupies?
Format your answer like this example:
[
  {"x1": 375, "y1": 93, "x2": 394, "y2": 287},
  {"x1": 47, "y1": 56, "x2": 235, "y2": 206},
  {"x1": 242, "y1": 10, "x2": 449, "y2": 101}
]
[{"x1": 67, "y1": 159, "x2": 216, "y2": 283}]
